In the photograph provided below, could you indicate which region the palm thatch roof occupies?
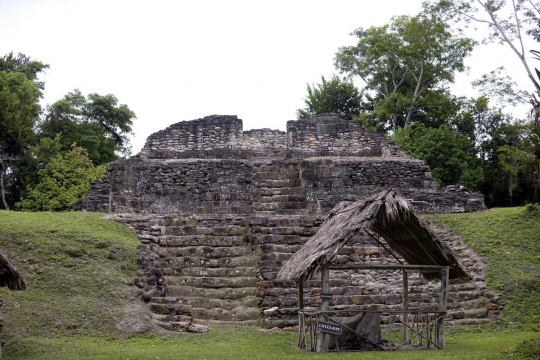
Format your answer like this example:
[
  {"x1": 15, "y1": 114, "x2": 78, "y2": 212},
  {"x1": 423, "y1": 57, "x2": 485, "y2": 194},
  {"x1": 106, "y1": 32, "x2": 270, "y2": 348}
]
[
  {"x1": 0, "y1": 250, "x2": 26, "y2": 290},
  {"x1": 277, "y1": 189, "x2": 468, "y2": 283}
]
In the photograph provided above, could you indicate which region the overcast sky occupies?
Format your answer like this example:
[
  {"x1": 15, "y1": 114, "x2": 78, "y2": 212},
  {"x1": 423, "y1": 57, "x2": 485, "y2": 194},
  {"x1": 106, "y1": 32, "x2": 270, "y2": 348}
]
[{"x1": 0, "y1": 0, "x2": 534, "y2": 154}]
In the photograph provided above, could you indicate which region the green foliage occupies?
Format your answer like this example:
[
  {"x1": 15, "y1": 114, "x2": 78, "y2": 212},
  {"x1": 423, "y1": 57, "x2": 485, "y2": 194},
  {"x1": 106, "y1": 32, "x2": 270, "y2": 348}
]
[
  {"x1": 335, "y1": 14, "x2": 474, "y2": 131},
  {"x1": 39, "y1": 89, "x2": 136, "y2": 164},
  {"x1": 0, "y1": 68, "x2": 43, "y2": 209},
  {"x1": 0, "y1": 52, "x2": 49, "y2": 91},
  {"x1": 16, "y1": 145, "x2": 106, "y2": 211},
  {"x1": 514, "y1": 337, "x2": 540, "y2": 359},
  {"x1": 0, "y1": 71, "x2": 41, "y2": 158},
  {"x1": 472, "y1": 67, "x2": 529, "y2": 107},
  {"x1": 14, "y1": 134, "x2": 64, "y2": 193},
  {"x1": 296, "y1": 75, "x2": 366, "y2": 120},
  {"x1": 393, "y1": 123, "x2": 483, "y2": 189},
  {"x1": 0, "y1": 211, "x2": 139, "y2": 342}
]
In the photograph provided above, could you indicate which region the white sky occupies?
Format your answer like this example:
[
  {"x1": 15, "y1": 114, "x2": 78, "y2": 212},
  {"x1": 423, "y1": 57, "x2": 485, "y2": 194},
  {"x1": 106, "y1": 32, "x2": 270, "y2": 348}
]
[{"x1": 0, "y1": 0, "x2": 535, "y2": 154}]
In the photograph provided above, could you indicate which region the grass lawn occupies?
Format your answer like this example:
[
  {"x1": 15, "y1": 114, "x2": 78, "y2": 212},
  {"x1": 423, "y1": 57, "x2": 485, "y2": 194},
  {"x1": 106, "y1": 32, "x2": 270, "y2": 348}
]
[{"x1": 4, "y1": 327, "x2": 539, "y2": 360}]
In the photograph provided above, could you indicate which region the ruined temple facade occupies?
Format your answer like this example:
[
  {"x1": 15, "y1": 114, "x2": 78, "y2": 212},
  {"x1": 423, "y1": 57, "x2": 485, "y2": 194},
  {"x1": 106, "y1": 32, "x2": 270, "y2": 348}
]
[{"x1": 81, "y1": 114, "x2": 502, "y2": 331}]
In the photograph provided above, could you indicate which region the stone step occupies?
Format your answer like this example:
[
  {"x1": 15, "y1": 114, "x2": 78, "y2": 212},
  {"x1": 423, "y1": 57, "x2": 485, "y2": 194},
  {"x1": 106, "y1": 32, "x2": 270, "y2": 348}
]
[
  {"x1": 251, "y1": 226, "x2": 317, "y2": 236},
  {"x1": 263, "y1": 317, "x2": 299, "y2": 328},
  {"x1": 167, "y1": 286, "x2": 257, "y2": 299},
  {"x1": 170, "y1": 255, "x2": 259, "y2": 268},
  {"x1": 195, "y1": 319, "x2": 260, "y2": 326},
  {"x1": 166, "y1": 276, "x2": 257, "y2": 289},
  {"x1": 151, "y1": 313, "x2": 193, "y2": 323},
  {"x1": 166, "y1": 235, "x2": 248, "y2": 247},
  {"x1": 253, "y1": 209, "x2": 310, "y2": 216},
  {"x1": 451, "y1": 318, "x2": 492, "y2": 326},
  {"x1": 192, "y1": 306, "x2": 261, "y2": 321},
  {"x1": 447, "y1": 297, "x2": 487, "y2": 310},
  {"x1": 252, "y1": 202, "x2": 307, "y2": 211},
  {"x1": 253, "y1": 179, "x2": 302, "y2": 188},
  {"x1": 253, "y1": 194, "x2": 307, "y2": 203},
  {"x1": 150, "y1": 297, "x2": 181, "y2": 304},
  {"x1": 164, "y1": 225, "x2": 247, "y2": 236},
  {"x1": 254, "y1": 234, "x2": 308, "y2": 245},
  {"x1": 178, "y1": 295, "x2": 260, "y2": 310},
  {"x1": 152, "y1": 319, "x2": 192, "y2": 332},
  {"x1": 254, "y1": 187, "x2": 306, "y2": 196},
  {"x1": 163, "y1": 266, "x2": 256, "y2": 278},
  {"x1": 150, "y1": 302, "x2": 192, "y2": 315},
  {"x1": 260, "y1": 244, "x2": 304, "y2": 254},
  {"x1": 252, "y1": 171, "x2": 300, "y2": 180},
  {"x1": 170, "y1": 246, "x2": 255, "y2": 259}
]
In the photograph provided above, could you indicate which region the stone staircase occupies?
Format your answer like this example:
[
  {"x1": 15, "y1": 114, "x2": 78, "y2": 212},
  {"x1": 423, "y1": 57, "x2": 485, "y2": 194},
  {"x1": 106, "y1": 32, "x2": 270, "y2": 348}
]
[
  {"x1": 158, "y1": 216, "x2": 261, "y2": 326},
  {"x1": 252, "y1": 159, "x2": 307, "y2": 215},
  {"x1": 122, "y1": 215, "x2": 262, "y2": 329}
]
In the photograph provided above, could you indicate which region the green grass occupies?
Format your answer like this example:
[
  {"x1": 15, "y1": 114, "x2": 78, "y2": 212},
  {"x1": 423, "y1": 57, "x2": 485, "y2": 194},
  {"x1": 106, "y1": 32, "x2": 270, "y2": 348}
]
[
  {"x1": 2, "y1": 327, "x2": 538, "y2": 360},
  {"x1": 4, "y1": 327, "x2": 537, "y2": 360},
  {"x1": 0, "y1": 211, "x2": 140, "y2": 340},
  {"x1": 0, "y1": 209, "x2": 539, "y2": 359},
  {"x1": 427, "y1": 207, "x2": 540, "y2": 330}
]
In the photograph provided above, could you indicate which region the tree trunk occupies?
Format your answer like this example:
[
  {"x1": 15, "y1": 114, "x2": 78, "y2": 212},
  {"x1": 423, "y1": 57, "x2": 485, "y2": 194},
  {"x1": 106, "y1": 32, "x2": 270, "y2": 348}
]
[
  {"x1": 0, "y1": 161, "x2": 9, "y2": 210},
  {"x1": 405, "y1": 62, "x2": 424, "y2": 128}
]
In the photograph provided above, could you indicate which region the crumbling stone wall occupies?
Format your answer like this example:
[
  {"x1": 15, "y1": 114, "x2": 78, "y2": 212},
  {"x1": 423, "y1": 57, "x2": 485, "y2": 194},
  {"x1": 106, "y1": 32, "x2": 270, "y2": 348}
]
[
  {"x1": 108, "y1": 158, "x2": 253, "y2": 214},
  {"x1": 286, "y1": 114, "x2": 405, "y2": 158},
  {"x1": 74, "y1": 180, "x2": 110, "y2": 212},
  {"x1": 82, "y1": 113, "x2": 494, "y2": 330},
  {"x1": 242, "y1": 129, "x2": 287, "y2": 157}
]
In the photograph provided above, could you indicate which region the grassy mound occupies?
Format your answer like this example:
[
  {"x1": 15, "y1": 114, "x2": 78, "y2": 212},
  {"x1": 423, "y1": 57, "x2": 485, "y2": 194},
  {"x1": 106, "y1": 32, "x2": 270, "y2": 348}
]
[
  {"x1": 0, "y1": 211, "x2": 140, "y2": 341},
  {"x1": 428, "y1": 206, "x2": 540, "y2": 330}
]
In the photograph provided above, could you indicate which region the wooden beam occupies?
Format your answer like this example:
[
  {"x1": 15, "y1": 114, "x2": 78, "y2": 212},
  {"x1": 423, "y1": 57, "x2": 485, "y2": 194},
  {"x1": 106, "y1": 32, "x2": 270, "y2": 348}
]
[
  {"x1": 365, "y1": 230, "x2": 404, "y2": 264},
  {"x1": 327, "y1": 264, "x2": 451, "y2": 271},
  {"x1": 316, "y1": 263, "x2": 329, "y2": 353},
  {"x1": 437, "y1": 267, "x2": 449, "y2": 349},
  {"x1": 298, "y1": 274, "x2": 304, "y2": 309},
  {"x1": 297, "y1": 274, "x2": 305, "y2": 349},
  {"x1": 402, "y1": 270, "x2": 409, "y2": 343}
]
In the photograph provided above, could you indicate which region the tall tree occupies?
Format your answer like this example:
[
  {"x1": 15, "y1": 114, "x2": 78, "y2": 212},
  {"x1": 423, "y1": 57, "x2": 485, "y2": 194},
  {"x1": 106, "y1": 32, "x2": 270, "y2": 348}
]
[
  {"x1": 0, "y1": 53, "x2": 47, "y2": 210},
  {"x1": 39, "y1": 89, "x2": 136, "y2": 164},
  {"x1": 296, "y1": 75, "x2": 366, "y2": 120},
  {"x1": 425, "y1": 0, "x2": 540, "y2": 91},
  {"x1": 0, "y1": 72, "x2": 41, "y2": 209},
  {"x1": 335, "y1": 14, "x2": 475, "y2": 131}
]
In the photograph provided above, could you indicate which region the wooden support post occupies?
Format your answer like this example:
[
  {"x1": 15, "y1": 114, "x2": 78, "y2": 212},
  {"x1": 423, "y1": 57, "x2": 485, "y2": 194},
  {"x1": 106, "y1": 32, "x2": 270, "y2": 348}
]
[
  {"x1": 297, "y1": 274, "x2": 305, "y2": 349},
  {"x1": 437, "y1": 267, "x2": 449, "y2": 349},
  {"x1": 402, "y1": 269, "x2": 409, "y2": 343},
  {"x1": 316, "y1": 263, "x2": 329, "y2": 352},
  {"x1": 298, "y1": 274, "x2": 304, "y2": 310}
]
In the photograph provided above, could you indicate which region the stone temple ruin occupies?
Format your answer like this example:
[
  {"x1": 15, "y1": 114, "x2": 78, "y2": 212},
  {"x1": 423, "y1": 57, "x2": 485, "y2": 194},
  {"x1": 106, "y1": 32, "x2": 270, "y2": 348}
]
[{"x1": 79, "y1": 113, "x2": 502, "y2": 332}]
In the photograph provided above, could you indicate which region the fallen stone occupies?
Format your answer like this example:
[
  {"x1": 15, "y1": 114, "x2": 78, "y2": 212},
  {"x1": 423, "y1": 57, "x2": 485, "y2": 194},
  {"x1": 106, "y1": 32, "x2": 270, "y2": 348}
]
[{"x1": 188, "y1": 324, "x2": 208, "y2": 333}]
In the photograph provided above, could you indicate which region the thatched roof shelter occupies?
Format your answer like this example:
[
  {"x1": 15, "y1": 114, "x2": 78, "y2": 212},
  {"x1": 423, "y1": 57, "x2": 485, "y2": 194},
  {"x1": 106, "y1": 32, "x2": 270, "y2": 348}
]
[
  {"x1": 277, "y1": 189, "x2": 468, "y2": 283},
  {"x1": 0, "y1": 250, "x2": 26, "y2": 290}
]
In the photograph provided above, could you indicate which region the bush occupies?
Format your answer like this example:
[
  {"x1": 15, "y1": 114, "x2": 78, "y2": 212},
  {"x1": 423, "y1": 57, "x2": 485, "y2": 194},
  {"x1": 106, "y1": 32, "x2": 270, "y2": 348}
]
[{"x1": 16, "y1": 145, "x2": 105, "y2": 211}]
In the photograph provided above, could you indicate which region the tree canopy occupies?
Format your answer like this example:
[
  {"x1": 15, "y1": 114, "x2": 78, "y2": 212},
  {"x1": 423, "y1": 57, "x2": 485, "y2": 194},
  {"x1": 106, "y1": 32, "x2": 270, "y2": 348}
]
[
  {"x1": 335, "y1": 14, "x2": 475, "y2": 131},
  {"x1": 0, "y1": 53, "x2": 47, "y2": 209},
  {"x1": 0, "y1": 52, "x2": 135, "y2": 211},
  {"x1": 296, "y1": 75, "x2": 366, "y2": 120},
  {"x1": 39, "y1": 89, "x2": 136, "y2": 164}
]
